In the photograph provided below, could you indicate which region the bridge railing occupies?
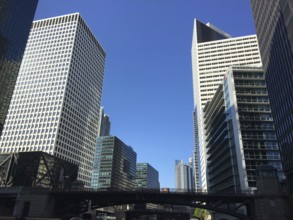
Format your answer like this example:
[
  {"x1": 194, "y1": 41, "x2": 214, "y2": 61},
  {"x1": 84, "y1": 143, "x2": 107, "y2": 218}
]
[
  {"x1": 0, "y1": 186, "x2": 23, "y2": 193},
  {"x1": 0, "y1": 185, "x2": 254, "y2": 196},
  {"x1": 49, "y1": 187, "x2": 255, "y2": 196}
]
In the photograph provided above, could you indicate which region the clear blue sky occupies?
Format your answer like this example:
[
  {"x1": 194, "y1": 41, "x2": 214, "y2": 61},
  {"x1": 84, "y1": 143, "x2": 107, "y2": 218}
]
[{"x1": 34, "y1": 0, "x2": 256, "y2": 188}]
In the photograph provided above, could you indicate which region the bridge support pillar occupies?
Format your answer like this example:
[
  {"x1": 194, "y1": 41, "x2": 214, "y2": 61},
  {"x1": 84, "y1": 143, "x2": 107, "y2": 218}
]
[
  {"x1": 13, "y1": 187, "x2": 55, "y2": 218},
  {"x1": 253, "y1": 195, "x2": 291, "y2": 220},
  {"x1": 253, "y1": 166, "x2": 292, "y2": 220}
]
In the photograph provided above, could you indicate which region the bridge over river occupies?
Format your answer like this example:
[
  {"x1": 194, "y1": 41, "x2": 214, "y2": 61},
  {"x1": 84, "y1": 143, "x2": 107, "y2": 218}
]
[{"x1": 0, "y1": 187, "x2": 290, "y2": 220}]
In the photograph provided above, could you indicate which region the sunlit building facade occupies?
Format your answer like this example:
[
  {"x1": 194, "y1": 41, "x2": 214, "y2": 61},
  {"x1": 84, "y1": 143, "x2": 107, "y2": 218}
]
[
  {"x1": 204, "y1": 66, "x2": 284, "y2": 192},
  {"x1": 191, "y1": 19, "x2": 262, "y2": 190},
  {"x1": 0, "y1": 13, "x2": 106, "y2": 187},
  {"x1": 175, "y1": 159, "x2": 194, "y2": 191},
  {"x1": 97, "y1": 107, "x2": 111, "y2": 137}
]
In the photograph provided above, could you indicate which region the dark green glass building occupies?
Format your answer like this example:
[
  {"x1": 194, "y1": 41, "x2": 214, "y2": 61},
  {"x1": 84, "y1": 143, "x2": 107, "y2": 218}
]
[
  {"x1": 0, "y1": 0, "x2": 39, "y2": 135},
  {"x1": 91, "y1": 136, "x2": 137, "y2": 191},
  {"x1": 136, "y1": 163, "x2": 160, "y2": 189}
]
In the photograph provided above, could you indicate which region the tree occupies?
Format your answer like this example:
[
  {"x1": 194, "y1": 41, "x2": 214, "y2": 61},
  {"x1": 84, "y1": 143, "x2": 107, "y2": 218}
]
[{"x1": 194, "y1": 208, "x2": 210, "y2": 220}]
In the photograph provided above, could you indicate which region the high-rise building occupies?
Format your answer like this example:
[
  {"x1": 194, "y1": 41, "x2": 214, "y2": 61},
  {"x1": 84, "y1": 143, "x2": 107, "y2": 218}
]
[
  {"x1": 191, "y1": 19, "x2": 262, "y2": 190},
  {"x1": 136, "y1": 163, "x2": 160, "y2": 189},
  {"x1": 204, "y1": 66, "x2": 284, "y2": 193},
  {"x1": 0, "y1": 13, "x2": 106, "y2": 187},
  {"x1": 97, "y1": 107, "x2": 111, "y2": 137},
  {"x1": 91, "y1": 136, "x2": 137, "y2": 190},
  {"x1": 175, "y1": 159, "x2": 194, "y2": 191},
  {"x1": 250, "y1": 0, "x2": 293, "y2": 192},
  {"x1": 0, "y1": 0, "x2": 39, "y2": 136}
]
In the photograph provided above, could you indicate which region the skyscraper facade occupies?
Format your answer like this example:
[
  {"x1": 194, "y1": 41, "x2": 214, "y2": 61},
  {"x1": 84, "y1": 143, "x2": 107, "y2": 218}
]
[
  {"x1": 191, "y1": 19, "x2": 262, "y2": 190},
  {"x1": 136, "y1": 163, "x2": 160, "y2": 189},
  {"x1": 0, "y1": 0, "x2": 39, "y2": 136},
  {"x1": 97, "y1": 107, "x2": 111, "y2": 137},
  {"x1": 175, "y1": 159, "x2": 194, "y2": 191},
  {"x1": 192, "y1": 109, "x2": 200, "y2": 191},
  {"x1": 91, "y1": 136, "x2": 137, "y2": 190},
  {"x1": 204, "y1": 66, "x2": 284, "y2": 193},
  {"x1": 250, "y1": 0, "x2": 293, "y2": 192},
  {"x1": 0, "y1": 13, "x2": 106, "y2": 187}
]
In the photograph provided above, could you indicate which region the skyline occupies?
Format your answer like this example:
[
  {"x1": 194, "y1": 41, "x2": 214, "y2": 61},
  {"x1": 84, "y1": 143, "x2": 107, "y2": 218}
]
[{"x1": 33, "y1": 0, "x2": 256, "y2": 188}]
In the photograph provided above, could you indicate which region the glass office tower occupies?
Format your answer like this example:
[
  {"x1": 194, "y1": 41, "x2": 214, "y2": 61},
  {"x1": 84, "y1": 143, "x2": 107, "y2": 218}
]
[
  {"x1": 0, "y1": 0, "x2": 39, "y2": 135},
  {"x1": 0, "y1": 13, "x2": 106, "y2": 187},
  {"x1": 250, "y1": 0, "x2": 293, "y2": 192},
  {"x1": 91, "y1": 136, "x2": 137, "y2": 191},
  {"x1": 136, "y1": 163, "x2": 160, "y2": 189}
]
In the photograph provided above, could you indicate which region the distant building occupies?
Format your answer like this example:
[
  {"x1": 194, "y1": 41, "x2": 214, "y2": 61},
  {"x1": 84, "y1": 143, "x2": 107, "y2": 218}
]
[
  {"x1": 250, "y1": 0, "x2": 293, "y2": 192},
  {"x1": 0, "y1": 13, "x2": 106, "y2": 187},
  {"x1": 175, "y1": 159, "x2": 194, "y2": 191},
  {"x1": 91, "y1": 136, "x2": 137, "y2": 190},
  {"x1": 0, "y1": 0, "x2": 39, "y2": 136},
  {"x1": 98, "y1": 107, "x2": 111, "y2": 136},
  {"x1": 191, "y1": 18, "x2": 262, "y2": 190},
  {"x1": 136, "y1": 163, "x2": 160, "y2": 189},
  {"x1": 204, "y1": 66, "x2": 284, "y2": 192}
]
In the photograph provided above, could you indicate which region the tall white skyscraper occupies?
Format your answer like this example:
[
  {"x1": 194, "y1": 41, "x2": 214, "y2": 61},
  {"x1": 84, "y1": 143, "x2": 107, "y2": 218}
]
[
  {"x1": 0, "y1": 13, "x2": 106, "y2": 187},
  {"x1": 191, "y1": 19, "x2": 262, "y2": 190}
]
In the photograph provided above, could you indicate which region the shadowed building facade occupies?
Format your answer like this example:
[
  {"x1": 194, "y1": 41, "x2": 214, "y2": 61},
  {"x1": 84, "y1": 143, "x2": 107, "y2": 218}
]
[
  {"x1": 0, "y1": 151, "x2": 78, "y2": 188},
  {"x1": 0, "y1": 0, "x2": 39, "y2": 136},
  {"x1": 250, "y1": 0, "x2": 293, "y2": 192}
]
